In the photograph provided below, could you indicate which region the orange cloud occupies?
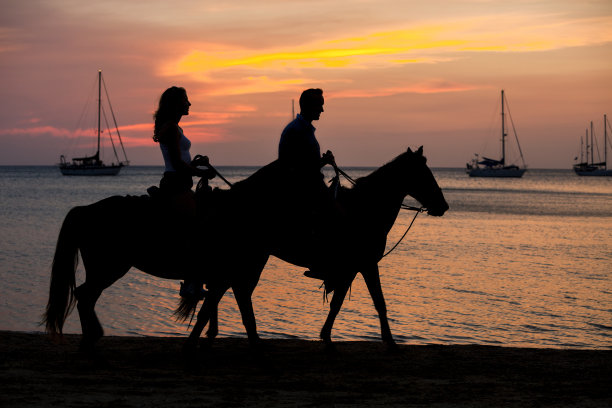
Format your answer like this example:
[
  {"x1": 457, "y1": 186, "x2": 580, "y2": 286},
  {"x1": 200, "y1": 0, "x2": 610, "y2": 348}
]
[{"x1": 158, "y1": 13, "x2": 612, "y2": 98}]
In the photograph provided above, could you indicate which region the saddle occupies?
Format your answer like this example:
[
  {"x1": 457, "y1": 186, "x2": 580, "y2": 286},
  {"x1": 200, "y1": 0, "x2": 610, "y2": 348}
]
[{"x1": 146, "y1": 176, "x2": 213, "y2": 216}]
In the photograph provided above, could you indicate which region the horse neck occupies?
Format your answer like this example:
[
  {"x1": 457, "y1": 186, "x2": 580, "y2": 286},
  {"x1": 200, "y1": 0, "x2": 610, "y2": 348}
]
[{"x1": 351, "y1": 165, "x2": 408, "y2": 233}]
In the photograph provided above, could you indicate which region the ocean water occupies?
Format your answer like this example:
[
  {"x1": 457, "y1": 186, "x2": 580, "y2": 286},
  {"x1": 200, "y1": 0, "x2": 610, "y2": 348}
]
[{"x1": 0, "y1": 165, "x2": 610, "y2": 349}]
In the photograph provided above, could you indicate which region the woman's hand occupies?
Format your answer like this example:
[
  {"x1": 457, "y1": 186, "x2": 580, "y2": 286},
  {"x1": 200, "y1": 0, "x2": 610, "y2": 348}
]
[{"x1": 191, "y1": 155, "x2": 209, "y2": 167}]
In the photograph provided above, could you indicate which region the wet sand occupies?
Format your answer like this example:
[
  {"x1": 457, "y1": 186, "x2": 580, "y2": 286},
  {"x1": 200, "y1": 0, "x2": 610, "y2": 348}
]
[{"x1": 1, "y1": 330, "x2": 610, "y2": 407}]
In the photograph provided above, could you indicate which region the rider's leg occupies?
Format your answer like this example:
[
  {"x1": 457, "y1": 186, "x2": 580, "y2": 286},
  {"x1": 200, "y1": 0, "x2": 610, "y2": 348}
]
[
  {"x1": 304, "y1": 183, "x2": 344, "y2": 290},
  {"x1": 168, "y1": 190, "x2": 207, "y2": 301}
]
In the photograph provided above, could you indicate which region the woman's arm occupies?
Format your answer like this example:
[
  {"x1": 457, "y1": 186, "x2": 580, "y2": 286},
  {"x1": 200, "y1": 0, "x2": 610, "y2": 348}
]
[{"x1": 161, "y1": 123, "x2": 214, "y2": 178}]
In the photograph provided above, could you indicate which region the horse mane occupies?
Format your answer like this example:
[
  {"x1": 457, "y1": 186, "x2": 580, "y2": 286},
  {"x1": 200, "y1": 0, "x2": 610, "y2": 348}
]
[
  {"x1": 222, "y1": 149, "x2": 425, "y2": 200},
  {"x1": 230, "y1": 160, "x2": 283, "y2": 195},
  {"x1": 351, "y1": 149, "x2": 424, "y2": 193}
]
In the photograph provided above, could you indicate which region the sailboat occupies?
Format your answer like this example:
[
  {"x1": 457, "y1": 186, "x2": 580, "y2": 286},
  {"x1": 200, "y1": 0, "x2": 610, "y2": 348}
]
[
  {"x1": 573, "y1": 115, "x2": 612, "y2": 176},
  {"x1": 466, "y1": 90, "x2": 527, "y2": 178},
  {"x1": 59, "y1": 70, "x2": 129, "y2": 176}
]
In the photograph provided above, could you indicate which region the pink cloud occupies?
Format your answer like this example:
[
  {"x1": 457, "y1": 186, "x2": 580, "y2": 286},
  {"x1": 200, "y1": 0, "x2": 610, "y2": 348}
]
[
  {"x1": 330, "y1": 81, "x2": 478, "y2": 99},
  {"x1": 117, "y1": 123, "x2": 151, "y2": 132},
  {"x1": 184, "y1": 127, "x2": 228, "y2": 143},
  {"x1": 0, "y1": 126, "x2": 75, "y2": 138}
]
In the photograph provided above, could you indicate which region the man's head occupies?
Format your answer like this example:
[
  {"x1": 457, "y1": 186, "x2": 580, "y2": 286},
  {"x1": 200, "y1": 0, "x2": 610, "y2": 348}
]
[{"x1": 299, "y1": 88, "x2": 324, "y2": 122}]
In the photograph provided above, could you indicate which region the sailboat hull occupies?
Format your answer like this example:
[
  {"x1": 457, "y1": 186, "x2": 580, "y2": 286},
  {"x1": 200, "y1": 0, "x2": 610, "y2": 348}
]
[
  {"x1": 468, "y1": 167, "x2": 526, "y2": 178},
  {"x1": 573, "y1": 168, "x2": 612, "y2": 177},
  {"x1": 60, "y1": 164, "x2": 123, "y2": 176}
]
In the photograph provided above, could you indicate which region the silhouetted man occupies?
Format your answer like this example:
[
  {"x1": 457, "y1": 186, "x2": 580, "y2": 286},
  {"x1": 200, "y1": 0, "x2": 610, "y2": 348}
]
[
  {"x1": 278, "y1": 88, "x2": 336, "y2": 283},
  {"x1": 279, "y1": 88, "x2": 334, "y2": 188}
]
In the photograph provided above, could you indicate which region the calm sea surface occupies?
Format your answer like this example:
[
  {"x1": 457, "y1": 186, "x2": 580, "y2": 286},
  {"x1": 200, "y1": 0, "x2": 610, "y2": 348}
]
[{"x1": 0, "y1": 165, "x2": 610, "y2": 349}]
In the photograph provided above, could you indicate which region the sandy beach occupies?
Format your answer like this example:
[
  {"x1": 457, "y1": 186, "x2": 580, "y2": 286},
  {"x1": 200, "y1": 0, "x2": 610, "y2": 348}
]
[{"x1": 0, "y1": 331, "x2": 610, "y2": 407}]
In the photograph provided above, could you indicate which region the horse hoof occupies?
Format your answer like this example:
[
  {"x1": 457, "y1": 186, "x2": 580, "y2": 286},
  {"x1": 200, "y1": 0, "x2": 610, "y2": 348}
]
[
  {"x1": 384, "y1": 340, "x2": 400, "y2": 353},
  {"x1": 78, "y1": 331, "x2": 102, "y2": 353},
  {"x1": 321, "y1": 339, "x2": 337, "y2": 355},
  {"x1": 248, "y1": 337, "x2": 265, "y2": 352},
  {"x1": 202, "y1": 336, "x2": 215, "y2": 350}
]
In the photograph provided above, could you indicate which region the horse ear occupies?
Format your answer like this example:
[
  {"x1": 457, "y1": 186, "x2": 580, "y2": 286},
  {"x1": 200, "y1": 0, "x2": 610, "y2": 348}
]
[{"x1": 417, "y1": 146, "x2": 423, "y2": 155}]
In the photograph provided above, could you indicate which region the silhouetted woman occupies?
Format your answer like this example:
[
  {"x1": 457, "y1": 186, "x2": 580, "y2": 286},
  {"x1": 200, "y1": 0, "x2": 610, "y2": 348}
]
[{"x1": 153, "y1": 86, "x2": 213, "y2": 302}]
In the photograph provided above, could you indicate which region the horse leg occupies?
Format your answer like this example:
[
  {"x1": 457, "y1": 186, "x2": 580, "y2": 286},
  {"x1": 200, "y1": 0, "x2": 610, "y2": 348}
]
[
  {"x1": 75, "y1": 250, "x2": 130, "y2": 351},
  {"x1": 233, "y1": 284, "x2": 261, "y2": 348},
  {"x1": 184, "y1": 285, "x2": 227, "y2": 355},
  {"x1": 74, "y1": 282, "x2": 104, "y2": 351},
  {"x1": 362, "y1": 264, "x2": 396, "y2": 349},
  {"x1": 232, "y1": 254, "x2": 267, "y2": 348},
  {"x1": 320, "y1": 276, "x2": 353, "y2": 349},
  {"x1": 205, "y1": 298, "x2": 219, "y2": 340}
]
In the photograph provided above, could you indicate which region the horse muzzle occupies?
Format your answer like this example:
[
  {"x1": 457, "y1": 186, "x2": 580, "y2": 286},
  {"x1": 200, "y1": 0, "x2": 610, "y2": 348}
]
[{"x1": 427, "y1": 202, "x2": 449, "y2": 217}]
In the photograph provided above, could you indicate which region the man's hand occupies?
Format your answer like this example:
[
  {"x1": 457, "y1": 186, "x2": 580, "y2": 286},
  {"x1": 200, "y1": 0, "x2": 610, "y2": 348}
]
[{"x1": 321, "y1": 150, "x2": 335, "y2": 166}]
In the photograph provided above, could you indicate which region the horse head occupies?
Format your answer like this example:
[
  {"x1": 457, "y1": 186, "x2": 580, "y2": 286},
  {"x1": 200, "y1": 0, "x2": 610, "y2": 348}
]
[{"x1": 402, "y1": 146, "x2": 449, "y2": 217}]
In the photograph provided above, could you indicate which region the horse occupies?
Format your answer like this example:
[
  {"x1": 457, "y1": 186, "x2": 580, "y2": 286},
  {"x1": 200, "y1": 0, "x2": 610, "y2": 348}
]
[
  {"x1": 182, "y1": 146, "x2": 448, "y2": 351},
  {"x1": 43, "y1": 146, "x2": 447, "y2": 352},
  {"x1": 41, "y1": 191, "x2": 209, "y2": 348}
]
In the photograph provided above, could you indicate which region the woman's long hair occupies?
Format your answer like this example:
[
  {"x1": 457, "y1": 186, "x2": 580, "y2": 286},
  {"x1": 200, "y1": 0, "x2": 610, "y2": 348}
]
[{"x1": 153, "y1": 86, "x2": 186, "y2": 143}]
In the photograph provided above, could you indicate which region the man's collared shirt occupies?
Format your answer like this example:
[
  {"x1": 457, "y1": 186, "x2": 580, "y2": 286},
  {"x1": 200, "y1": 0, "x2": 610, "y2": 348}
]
[{"x1": 278, "y1": 114, "x2": 321, "y2": 172}]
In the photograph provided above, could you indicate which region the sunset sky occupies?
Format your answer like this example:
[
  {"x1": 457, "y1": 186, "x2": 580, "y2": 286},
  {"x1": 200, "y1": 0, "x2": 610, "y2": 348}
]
[{"x1": 1, "y1": 0, "x2": 611, "y2": 168}]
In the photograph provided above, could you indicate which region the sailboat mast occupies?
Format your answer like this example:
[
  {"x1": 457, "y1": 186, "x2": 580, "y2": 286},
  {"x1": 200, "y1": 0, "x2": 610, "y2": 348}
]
[
  {"x1": 585, "y1": 128, "x2": 589, "y2": 165},
  {"x1": 97, "y1": 70, "x2": 102, "y2": 158},
  {"x1": 605, "y1": 114, "x2": 608, "y2": 170},
  {"x1": 590, "y1": 121, "x2": 594, "y2": 165},
  {"x1": 501, "y1": 90, "x2": 506, "y2": 166}
]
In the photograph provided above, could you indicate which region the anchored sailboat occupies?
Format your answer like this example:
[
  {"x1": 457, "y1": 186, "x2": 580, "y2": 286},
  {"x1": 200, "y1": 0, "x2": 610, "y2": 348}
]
[
  {"x1": 59, "y1": 70, "x2": 129, "y2": 176},
  {"x1": 466, "y1": 90, "x2": 527, "y2": 178},
  {"x1": 573, "y1": 115, "x2": 612, "y2": 176}
]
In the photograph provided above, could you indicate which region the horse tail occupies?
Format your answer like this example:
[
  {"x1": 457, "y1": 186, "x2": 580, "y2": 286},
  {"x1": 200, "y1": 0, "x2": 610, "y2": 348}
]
[
  {"x1": 173, "y1": 297, "x2": 199, "y2": 323},
  {"x1": 42, "y1": 206, "x2": 82, "y2": 336}
]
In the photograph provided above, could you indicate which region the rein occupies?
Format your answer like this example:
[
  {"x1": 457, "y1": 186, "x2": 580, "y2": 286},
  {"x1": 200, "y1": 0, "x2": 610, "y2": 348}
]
[
  {"x1": 208, "y1": 164, "x2": 233, "y2": 188},
  {"x1": 329, "y1": 160, "x2": 425, "y2": 259},
  {"x1": 200, "y1": 157, "x2": 425, "y2": 259},
  {"x1": 193, "y1": 155, "x2": 233, "y2": 190},
  {"x1": 382, "y1": 207, "x2": 423, "y2": 258}
]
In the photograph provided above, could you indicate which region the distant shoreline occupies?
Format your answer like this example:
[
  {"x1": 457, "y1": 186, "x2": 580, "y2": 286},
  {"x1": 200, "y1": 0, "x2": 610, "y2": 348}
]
[{"x1": 1, "y1": 330, "x2": 610, "y2": 407}]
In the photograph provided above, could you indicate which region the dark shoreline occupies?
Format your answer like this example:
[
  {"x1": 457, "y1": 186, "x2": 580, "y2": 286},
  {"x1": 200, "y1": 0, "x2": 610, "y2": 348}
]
[{"x1": 1, "y1": 330, "x2": 611, "y2": 407}]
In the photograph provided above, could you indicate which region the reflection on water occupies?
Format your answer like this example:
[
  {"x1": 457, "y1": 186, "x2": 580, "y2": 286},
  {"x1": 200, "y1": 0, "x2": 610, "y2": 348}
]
[{"x1": 0, "y1": 166, "x2": 610, "y2": 349}]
